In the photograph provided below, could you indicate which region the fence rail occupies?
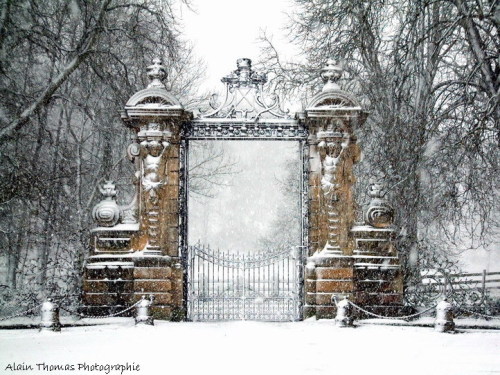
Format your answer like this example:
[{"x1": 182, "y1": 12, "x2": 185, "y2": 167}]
[{"x1": 422, "y1": 270, "x2": 500, "y2": 292}]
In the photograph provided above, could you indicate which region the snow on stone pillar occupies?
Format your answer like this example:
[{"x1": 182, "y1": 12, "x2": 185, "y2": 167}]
[
  {"x1": 40, "y1": 299, "x2": 61, "y2": 332},
  {"x1": 121, "y1": 58, "x2": 191, "y2": 257},
  {"x1": 305, "y1": 60, "x2": 365, "y2": 257},
  {"x1": 83, "y1": 58, "x2": 191, "y2": 321},
  {"x1": 335, "y1": 297, "x2": 354, "y2": 327},
  {"x1": 351, "y1": 177, "x2": 404, "y2": 317},
  {"x1": 303, "y1": 59, "x2": 366, "y2": 319},
  {"x1": 435, "y1": 299, "x2": 455, "y2": 333},
  {"x1": 135, "y1": 295, "x2": 154, "y2": 325}
]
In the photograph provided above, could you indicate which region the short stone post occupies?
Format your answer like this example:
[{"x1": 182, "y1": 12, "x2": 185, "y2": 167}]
[
  {"x1": 435, "y1": 299, "x2": 455, "y2": 333},
  {"x1": 135, "y1": 295, "x2": 154, "y2": 325},
  {"x1": 335, "y1": 296, "x2": 354, "y2": 327},
  {"x1": 40, "y1": 299, "x2": 61, "y2": 332}
]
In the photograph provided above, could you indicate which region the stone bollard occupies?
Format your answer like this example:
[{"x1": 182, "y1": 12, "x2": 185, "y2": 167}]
[
  {"x1": 335, "y1": 296, "x2": 354, "y2": 327},
  {"x1": 135, "y1": 295, "x2": 154, "y2": 326},
  {"x1": 435, "y1": 299, "x2": 455, "y2": 333},
  {"x1": 40, "y1": 299, "x2": 61, "y2": 332}
]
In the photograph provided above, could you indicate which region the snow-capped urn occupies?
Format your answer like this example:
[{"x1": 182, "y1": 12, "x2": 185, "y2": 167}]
[
  {"x1": 135, "y1": 295, "x2": 154, "y2": 325},
  {"x1": 321, "y1": 59, "x2": 343, "y2": 92},
  {"x1": 435, "y1": 299, "x2": 455, "y2": 333},
  {"x1": 92, "y1": 181, "x2": 121, "y2": 227},
  {"x1": 146, "y1": 58, "x2": 167, "y2": 89},
  {"x1": 221, "y1": 58, "x2": 267, "y2": 88},
  {"x1": 40, "y1": 299, "x2": 61, "y2": 332},
  {"x1": 365, "y1": 179, "x2": 394, "y2": 228},
  {"x1": 335, "y1": 297, "x2": 354, "y2": 327}
]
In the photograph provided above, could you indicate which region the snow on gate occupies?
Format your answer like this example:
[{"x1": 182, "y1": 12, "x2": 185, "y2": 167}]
[{"x1": 187, "y1": 244, "x2": 305, "y2": 321}]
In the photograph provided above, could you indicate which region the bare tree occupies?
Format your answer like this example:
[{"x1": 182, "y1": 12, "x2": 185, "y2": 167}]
[
  {"x1": 0, "y1": 0, "x2": 203, "y2": 302},
  {"x1": 259, "y1": 0, "x2": 499, "y2": 278}
]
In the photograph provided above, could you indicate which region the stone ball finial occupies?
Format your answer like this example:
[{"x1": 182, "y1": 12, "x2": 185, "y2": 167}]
[
  {"x1": 321, "y1": 59, "x2": 343, "y2": 92},
  {"x1": 92, "y1": 181, "x2": 121, "y2": 227},
  {"x1": 147, "y1": 58, "x2": 167, "y2": 88}
]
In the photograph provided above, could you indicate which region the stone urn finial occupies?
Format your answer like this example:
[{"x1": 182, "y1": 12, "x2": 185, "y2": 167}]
[
  {"x1": 222, "y1": 58, "x2": 267, "y2": 88},
  {"x1": 92, "y1": 181, "x2": 121, "y2": 227},
  {"x1": 147, "y1": 58, "x2": 167, "y2": 88},
  {"x1": 321, "y1": 59, "x2": 343, "y2": 92}
]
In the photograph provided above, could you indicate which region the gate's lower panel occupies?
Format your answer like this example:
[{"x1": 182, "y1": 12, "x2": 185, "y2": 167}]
[{"x1": 187, "y1": 245, "x2": 304, "y2": 321}]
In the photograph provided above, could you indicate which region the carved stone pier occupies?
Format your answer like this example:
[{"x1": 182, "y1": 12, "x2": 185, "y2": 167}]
[
  {"x1": 82, "y1": 59, "x2": 190, "y2": 319},
  {"x1": 303, "y1": 60, "x2": 404, "y2": 319}
]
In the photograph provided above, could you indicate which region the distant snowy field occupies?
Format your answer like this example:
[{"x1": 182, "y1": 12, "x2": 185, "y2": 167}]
[{"x1": 1, "y1": 319, "x2": 499, "y2": 375}]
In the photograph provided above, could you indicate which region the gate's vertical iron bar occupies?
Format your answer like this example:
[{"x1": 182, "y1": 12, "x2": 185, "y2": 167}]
[
  {"x1": 232, "y1": 252, "x2": 235, "y2": 320},
  {"x1": 203, "y1": 245, "x2": 206, "y2": 320},
  {"x1": 180, "y1": 137, "x2": 189, "y2": 320},
  {"x1": 197, "y1": 246, "x2": 200, "y2": 320},
  {"x1": 216, "y1": 247, "x2": 219, "y2": 320},
  {"x1": 225, "y1": 249, "x2": 227, "y2": 320},
  {"x1": 242, "y1": 252, "x2": 246, "y2": 320},
  {"x1": 299, "y1": 138, "x2": 309, "y2": 320},
  {"x1": 190, "y1": 246, "x2": 194, "y2": 320},
  {"x1": 286, "y1": 255, "x2": 292, "y2": 320}
]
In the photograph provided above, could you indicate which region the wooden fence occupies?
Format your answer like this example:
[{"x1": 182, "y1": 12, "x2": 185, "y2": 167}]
[{"x1": 422, "y1": 270, "x2": 500, "y2": 297}]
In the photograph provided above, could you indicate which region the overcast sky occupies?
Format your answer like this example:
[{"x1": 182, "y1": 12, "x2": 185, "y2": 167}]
[
  {"x1": 179, "y1": 0, "x2": 295, "y2": 92},
  {"x1": 181, "y1": 0, "x2": 302, "y2": 253},
  {"x1": 177, "y1": 0, "x2": 497, "y2": 271}
]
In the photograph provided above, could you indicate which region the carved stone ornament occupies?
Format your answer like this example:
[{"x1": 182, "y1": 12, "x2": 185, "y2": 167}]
[
  {"x1": 321, "y1": 59, "x2": 343, "y2": 92},
  {"x1": 318, "y1": 120, "x2": 350, "y2": 200},
  {"x1": 365, "y1": 181, "x2": 395, "y2": 228},
  {"x1": 92, "y1": 181, "x2": 121, "y2": 227},
  {"x1": 147, "y1": 58, "x2": 167, "y2": 89},
  {"x1": 317, "y1": 120, "x2": 351, "y2": 254}
]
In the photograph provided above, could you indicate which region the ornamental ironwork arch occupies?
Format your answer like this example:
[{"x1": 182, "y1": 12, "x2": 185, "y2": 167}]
[{"x1": 180, "y1": 58, "x2": 309, "y2": 321}]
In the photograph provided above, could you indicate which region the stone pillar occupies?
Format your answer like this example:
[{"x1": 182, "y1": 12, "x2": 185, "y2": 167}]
[
  {"x1": 82, "y1": 59, "x2": 191, "y2": 320},
  {"x1": 351, "y1": 180, "x2": 404, "y2": 316},
  {"x1": 304, "y1": 60, "x2": 403, "y2": 319},
  {"x1": 304, "y1": 60, "x2": 366, "y2": 319}
]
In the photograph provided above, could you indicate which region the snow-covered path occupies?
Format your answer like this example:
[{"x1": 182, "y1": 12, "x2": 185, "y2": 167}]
[{"x1": 1, "y1": 319, "x2": 499, "y2": 375}]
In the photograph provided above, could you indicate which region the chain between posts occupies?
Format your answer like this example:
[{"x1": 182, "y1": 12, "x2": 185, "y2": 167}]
[
  {"x1": 347, "y1": 301, "x2": 437, "y2": 320},
  {"x1": 347, "y1": 300, "x2": 500, "y2": 321},
  {"x1": 457, "y1": 307, "x2": 500, "y2": 320},
  {"x1": 59, "y1": 299, "x2": 143, "y2": 320},
  {"x1": 0, "y1": 304, "x2": 43, "y2": 322}
]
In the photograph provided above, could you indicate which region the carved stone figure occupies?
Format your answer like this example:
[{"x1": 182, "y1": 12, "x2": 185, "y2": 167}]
[
  {"x1": 317, "y1": 120, "x2": 351, "y2": 252},
  {"x1": 141, "y1": 139, "x2": 168, "y2": 203}
]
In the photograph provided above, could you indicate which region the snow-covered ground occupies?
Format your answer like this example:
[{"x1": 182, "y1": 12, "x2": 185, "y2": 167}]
[{"x1": 1, "y1": 318, "x2": 499, "y2": 375}]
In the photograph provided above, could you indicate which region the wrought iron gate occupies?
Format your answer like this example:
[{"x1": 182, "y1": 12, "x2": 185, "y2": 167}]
[{"x1": 187, "y1": 244, "x2": 305, "y2": 321}]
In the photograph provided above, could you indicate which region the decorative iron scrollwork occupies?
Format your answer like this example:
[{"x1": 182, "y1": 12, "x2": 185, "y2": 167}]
[{"x1": 198, "y1": 58, "x2": 290, "y2": 121}]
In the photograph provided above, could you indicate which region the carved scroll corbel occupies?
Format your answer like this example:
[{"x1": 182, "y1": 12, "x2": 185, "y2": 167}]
[
  {"x1": 365, "y1": 179, "x2": 394, "y2": 228},
  {"x1": 92, "y1": 181, "x2": 121, "y2": 227}
]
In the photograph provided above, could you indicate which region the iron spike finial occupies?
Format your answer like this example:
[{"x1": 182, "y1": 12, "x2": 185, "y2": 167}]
[
  {"x1": 321, "y1": 59, "x2": 343, "y2": 92},
  {"x1": 147, "y1": 58, "x2": 167, "y2": 88}
]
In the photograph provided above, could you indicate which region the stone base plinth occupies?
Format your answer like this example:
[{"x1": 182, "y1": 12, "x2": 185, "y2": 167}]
[
  {"x1": 304, "y1": 225, "x2": 405, "y2": 320},
  {"x1": 82, "y1": 254, "x2": 184, "y2": 320},
  {"x1": 305, "y1": 254, "x2": 355, "y2": 319}
]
